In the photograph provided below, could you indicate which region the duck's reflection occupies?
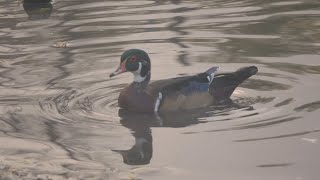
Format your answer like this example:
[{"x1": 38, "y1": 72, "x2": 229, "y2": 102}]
[
  {"x1": 113, "y1": 102, "x2": 255, "y2": 165},
  {"x1": 112, "y1": 111, "x2": 154, "y2": 165},
  {"x1": 23, "y1": 0, "x2": 53, "y2": 20},
  {"x1": 112, "y1": 108, "x2": 213, "y2": 165}
]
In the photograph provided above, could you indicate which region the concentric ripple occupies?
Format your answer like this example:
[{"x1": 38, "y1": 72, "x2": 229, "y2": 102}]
[{"x1": 0, "y1": 0, "x2": 320, "y2": 179}]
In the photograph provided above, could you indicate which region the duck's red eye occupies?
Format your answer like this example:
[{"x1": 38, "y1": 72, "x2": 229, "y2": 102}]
[{"x1": 130, "y1": 56, "x2": 138, "y2": 62}]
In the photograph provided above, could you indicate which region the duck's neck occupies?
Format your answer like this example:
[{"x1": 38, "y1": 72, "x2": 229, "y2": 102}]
[{"x1": 132, "y1": 71, "x2": 150, "y2": 89}]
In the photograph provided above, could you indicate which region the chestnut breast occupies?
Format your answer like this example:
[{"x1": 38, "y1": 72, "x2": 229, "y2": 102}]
[{"x1": 118, "y1": 84, "x2": 155, "y2": 113}]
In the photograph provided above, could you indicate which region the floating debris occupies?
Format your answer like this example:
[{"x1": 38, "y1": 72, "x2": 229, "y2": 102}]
[{"x1": 53, "y1": 41, "x2": 70, "y2": 48}]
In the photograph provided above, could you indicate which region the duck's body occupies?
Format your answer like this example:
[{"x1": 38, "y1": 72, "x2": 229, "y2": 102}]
[{"x1": 110, "y1": 49, "x2": 258, "y2": 113}]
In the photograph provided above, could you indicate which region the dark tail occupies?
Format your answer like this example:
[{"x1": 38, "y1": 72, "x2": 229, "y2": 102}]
[{"x1": 209, "y1": 66, "x2": 258, "y2": 102}]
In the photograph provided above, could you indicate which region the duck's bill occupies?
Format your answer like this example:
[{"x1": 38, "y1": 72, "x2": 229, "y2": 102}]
[{"x1": 109, "y1": 66, "x2": 126, "y2": 78}]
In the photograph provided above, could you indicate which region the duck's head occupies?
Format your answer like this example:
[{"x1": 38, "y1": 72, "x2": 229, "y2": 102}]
[{"x1": 110, "y1": 49, "x2": 151, "y2": 83}]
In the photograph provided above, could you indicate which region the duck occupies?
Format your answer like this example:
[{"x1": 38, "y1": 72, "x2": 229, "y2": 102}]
[{"x1": 110, "y1": 49, "x2": 258, "y2": 113}]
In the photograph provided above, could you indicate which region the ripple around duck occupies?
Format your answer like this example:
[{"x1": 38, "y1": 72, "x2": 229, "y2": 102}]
[
  {"x1": 41, "y1": 85, "x2": 123, "y2": 123},
  {"x1": 1, "y1": 0, "x2": 320, "y2": 179}
]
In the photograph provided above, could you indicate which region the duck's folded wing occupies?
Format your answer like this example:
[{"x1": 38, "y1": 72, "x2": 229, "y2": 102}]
[
  {"x1": 148, "y1": 67, "x2": 219, "y2": 111},
  {"x1": 149, "y1": 66, "x2": 219, "y2": 97}
]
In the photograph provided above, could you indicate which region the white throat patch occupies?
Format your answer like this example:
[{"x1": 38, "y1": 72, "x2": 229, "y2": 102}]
[{"x1": 133, "y1": 62, "x2": 147, "y2": 83}]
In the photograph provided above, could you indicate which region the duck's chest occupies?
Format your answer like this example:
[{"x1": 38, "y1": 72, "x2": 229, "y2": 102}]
[{"x1": 118, "y1": 86, "x2": 155, "y2": 113}]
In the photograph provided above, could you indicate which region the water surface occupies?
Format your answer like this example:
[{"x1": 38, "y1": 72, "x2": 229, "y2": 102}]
[{"x1": 0, "y1": 0, "x2": 320, "y2": 179}]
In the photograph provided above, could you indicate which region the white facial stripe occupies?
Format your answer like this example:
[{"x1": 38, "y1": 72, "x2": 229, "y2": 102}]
[{"x1": 133, "y1": 62, "x2": 146, "y2": 82}]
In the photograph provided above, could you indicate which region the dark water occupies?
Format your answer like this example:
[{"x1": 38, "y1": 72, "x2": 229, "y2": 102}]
[{"x1": 1, "y1": 0, "x2": 320, "y2": 179}]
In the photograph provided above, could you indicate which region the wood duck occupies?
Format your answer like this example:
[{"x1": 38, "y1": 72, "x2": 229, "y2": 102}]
[{"x1": 110, "y1": 49, "x2": 258, "y2": 113}]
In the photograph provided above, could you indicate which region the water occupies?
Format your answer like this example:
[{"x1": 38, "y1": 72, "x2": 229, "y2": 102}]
[{"x1": 0, "y1": 0, "x2": 320, "y2": 179}]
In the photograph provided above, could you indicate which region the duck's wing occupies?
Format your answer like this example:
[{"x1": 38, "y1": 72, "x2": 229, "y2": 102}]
[
  {"x1": 209, "y1": 66, "x2": 258, "y2": 102},
  {"x1": 148, "y1": 66, "x2": 219, "y2": 111}
]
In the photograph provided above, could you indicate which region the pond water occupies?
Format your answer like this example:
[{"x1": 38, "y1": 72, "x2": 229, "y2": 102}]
[{"x1": 0, "y1": 0, "x2": 320, "y2": 179}]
